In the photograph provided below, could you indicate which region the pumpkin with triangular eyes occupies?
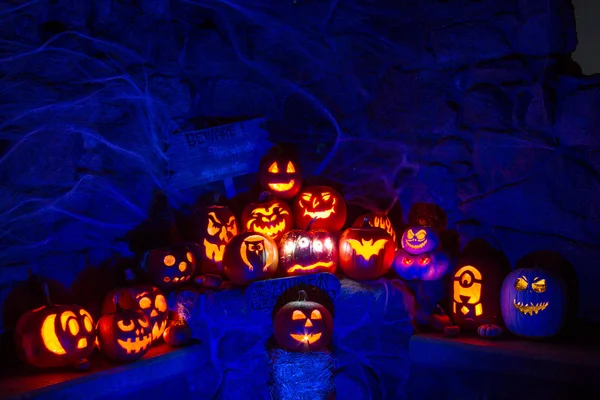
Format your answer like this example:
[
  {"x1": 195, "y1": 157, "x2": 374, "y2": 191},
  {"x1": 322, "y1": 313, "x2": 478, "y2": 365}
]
[
  {"x1": 259, "y1": 154, "x2": 302, "y2": 199},
  {"x1": 143, "y1": 244, "x2": 197, "y2": 289},
  {"x1": 293, "y1": 186, "x2": 347, "y2": 231},
  {"x1": 273, "y1": 290, "x2": 333, "y2": 352}
]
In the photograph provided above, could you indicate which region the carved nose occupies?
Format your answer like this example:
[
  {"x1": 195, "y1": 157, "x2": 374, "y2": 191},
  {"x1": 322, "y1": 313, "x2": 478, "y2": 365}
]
[
  {"x1": 179, "y1": 262, "x2": 187, "y2": 272},
  {"x1": 304, "y1": 319, "x2": 313, "y2": 328},
  {"x1": 312, "y1": 199, "x2": 319, "y2": 207},
  {"x1": 262, "y1": 217, "x2": 269, "y2": 222},
  {"x1": 151, "y1": 310, "x2": 158, "y2": 317}
]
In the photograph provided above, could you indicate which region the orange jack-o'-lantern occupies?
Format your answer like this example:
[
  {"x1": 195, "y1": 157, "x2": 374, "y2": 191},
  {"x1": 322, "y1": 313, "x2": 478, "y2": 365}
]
[
  {"x1": 143, "y1": 243, "x2": 197, "y2": 289},
  {"x1": 223, "y1": 232, "x2": 279, "y2": 285},
  {"x1": 339, "y1": 217, "x2": 395, "y2": 280},
  {"x1": 14, "y1": 284, "x2": 96, "y2": 369},
  {"x1": 102, "y1": 284, "x2": 168, "y2": 342},
  {"x1": 273, "y1": 290, "x2": 333, "y2": 352},
  {"x1": 259, "y1": 153, "x2": 303, "y2": 199},
  {"x1": 96, "y1": 295, "x2": 152, "y2": 362},
  {"x1": 191, "y1": 198, "x2": 239, "y2": 276},
  {"x1": 353, "y1": 212, "x2": 397, "y2": 248},
  {"x1": 241, "y1": 192, "x2": 293, "y2": 242},
  {"x1": 293, "y1": 186, "x2": 346, "y2": 231}
]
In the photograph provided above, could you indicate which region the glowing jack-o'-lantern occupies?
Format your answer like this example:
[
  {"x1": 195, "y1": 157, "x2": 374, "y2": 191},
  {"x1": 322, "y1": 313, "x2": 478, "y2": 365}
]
[
  {"x1": 241, "y1": 192, "x2": 293, "y2": 242},
  {"x1": 223, "y1": 232, "x2": 279, "y2": 285},
  {"x1": 353, "y1": 212, "x2": 397, "y2": 248},
  {"x1": 259, "y1": 153, "x2": 303, "y2": 199},
  {"x1": 273, "y1": 290, "x2": 333, "y2": 352},
  {"x1": 97, "y1": 296, "x2": 152, "y2": 362},
  {"x1": 392, "y1": 248, "x2": 450, "y2": 281},
  {"x1": 400, "y1": 226, "x2": 439, "y2": 255},
  {"x1": 102, "y1": 284, "x2": 168, "y2": 342},
  {"x1": 192, "y1": 199, "x2": 239, "y2": 276},
  {"x1": 14, "y1": 285, "x2": 96, "y2": 369},
  {"x1": 501, "y1": 267, "x2": 567, "y2": 339},
  {"x1": 293, "y1": 186, "x2": 347, "y2": 231},
  {"x1": 279, "y1": 218, "x2": 338, "y2": 276},
  {"x1": 143, "y1": 243, "x2": 197, "y2": 290},
  {"x1": 339, "y1": 217, "x2": 395, "y2": 280}
]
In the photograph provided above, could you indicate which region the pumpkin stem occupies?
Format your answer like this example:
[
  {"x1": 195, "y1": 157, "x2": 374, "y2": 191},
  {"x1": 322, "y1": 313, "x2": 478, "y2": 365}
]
[
  {"x1": 362, "y1": 216, "x2": 370, "y2": 228},
  {"x1": 258, "y1": 191, "x2": 272, "y2": 202},
  {"x1": 297, "y1": 290, "x2": 308, "y2": 302},
  {"x1": 42, "y1": 282, "x2": 53, "y2": 307},
  {"x1": 306, "y1": 216, "x2": 319, "y2": 230}
]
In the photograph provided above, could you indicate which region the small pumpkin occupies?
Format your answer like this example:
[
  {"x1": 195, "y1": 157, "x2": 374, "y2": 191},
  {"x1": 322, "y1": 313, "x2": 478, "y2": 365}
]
[
  {"x1": 392, "y1": 248, "x2": 450, "y2": 281},
  {"x1": 96, "y1": 295, "x2": 152, "y2": 362},
  {"x1": 241, "y1": 192, "x2": 293, "y2": 242},
  {"x1": 443, "y1": 324, "x2": 460, "y2": 338},
  {"x1": 352, "y1": 212, "x2": 397, "y2": 248},
  {"x1": 279, "y1": 217, "x2": 338, "y2": 276},
  {"x1": 259, "y1": 151, "x2": 303, "y2": 199},
  {"x1": 500, "y1": 267, "x2": 567, "y2": 339},
  {"x1": 223, "y1": 232, "x2": 279, "y2": 285},
  {"x1": 14, "y1": 284, "x2": 96, "y2": 369},
  {"x1": 163, "y1": 319, "x2": 192, "y2": 347},
  {"x1": 142, "y1": 243, "x2": 197, "y2": 289},
  {"x1": 293, "y1": 186, "x2": 347, "y2": 231},
  {"x1": 273, "y1": 290, "x2": 333, "y2": 352},
  {"x1": 339, "y1": 217, "x2": 395, "y2": 280},
  {"x1": 477, "y1": 323, "x2": 503, "y2": 339},
  {"x1": 400, "y1": 226, "x2": 440, "y2": 255}
]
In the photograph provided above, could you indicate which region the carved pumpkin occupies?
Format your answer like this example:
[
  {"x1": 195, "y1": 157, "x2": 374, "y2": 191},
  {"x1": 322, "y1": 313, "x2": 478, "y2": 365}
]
[
  {"x1": 223, "y1": 232, "x2": 279, "y2": 285},
  {"x1": 102, "y1": 284, "x2": 168, "y2": 342},
  {"x1": 14, "y1": 285, "x2": 95, "y2": 369},
  {"x1": 500, "y1": 267, "x2": 567, "y2": 339},
  {"x1": 259, "y1": 153, "x2": 302, "y2": 199},
  {"x1": 241, "y1": 192, "x2": 293, "y2": 242},
  {"x1": 392, "y1": 248, "x2": 450, "y2": 281},
  {"x1": 273, "y1": 290, "x2": 333, "y2": 352},
  {"x1": 477, "y1": 323, "x2": 503, "y2": 339},
  {"x1": 279, "y1": 218, "x2": 338, "y2": 276},
  {"x1": 400, "y1": 226, "x2": 440, "y2": 255},
  {"x1": 293, "y1": 186, "x2": 346, "y2": 231},
  {"x1": 339, "y1": 217, "x2": 395, "y2": 280},
  {"x1": 449, "y1": 241, "x2": 511, "y2": 330},
  {"x1": 352, "y1": 212, "x2": 397, "y2": 248},
  {"x1": 96, "y1": 296, "x2": 152, "y2": 362},
  {"x1": 163, "y1": 319, "x2": 192, "y2": 347},
  {"x1": 143, "y1": 243, "x2": 197, "y2": 289},
  {"x1": 192, "y1": 199, "x2": 239, "y2": 276}
]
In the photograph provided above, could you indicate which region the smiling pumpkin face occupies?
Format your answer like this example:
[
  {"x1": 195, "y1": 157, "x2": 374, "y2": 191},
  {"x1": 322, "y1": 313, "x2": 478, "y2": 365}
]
[
  {"x1": 259, "y1": 155, "x2": 303, "y2": 199},
  {"x1": 242, "y1": 198, "x2": 293, "y2": 242},
  {"x1": 293, "y1": 186, "x2": 346, "y2": 231},
  {"x1": 97, "y1": 306, "x2": 152, "y2": 362}
]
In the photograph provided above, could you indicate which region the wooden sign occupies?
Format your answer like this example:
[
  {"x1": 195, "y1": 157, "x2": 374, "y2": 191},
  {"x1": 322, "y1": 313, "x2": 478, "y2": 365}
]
[
  {"x1": 244, "y1": 273, "x2": 341, "y2": 312},
  {"x1": 167, "y1": 118, "x2": 272, "y2": 192}
]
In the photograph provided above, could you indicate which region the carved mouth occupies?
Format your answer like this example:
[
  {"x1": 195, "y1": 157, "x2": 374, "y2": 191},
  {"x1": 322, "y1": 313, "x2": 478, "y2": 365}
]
[
  {"x1": 513, "y1": 299, "x2": 549, "y2": 316},
  {"x1": 151, "y1": 320, "x2": 167, "y2": 340},
  {"x1": 287, "y1": 261, "x2": 333, "y2": 273},
  {"x1": 290, "y1": 332, "x2": 322, "y2": 344},
  {"x1": 249, "y1": 219, "x2": 287, "y2": 238},
  {"x1": 269, "y1": 180, "x2": 295, "y2": 192},
  {"x1": 204, "y1": 239, "x2": 225, "y2": 262},
  {"x1": 117, "y1": 334, "x2": 152, "y2": 354},
  {"x1": 406, "y1": 239, "x2": 427, "y2": 249},
  {"x1": 304, "y1": 208, "x2": 335, "y2": 219}
]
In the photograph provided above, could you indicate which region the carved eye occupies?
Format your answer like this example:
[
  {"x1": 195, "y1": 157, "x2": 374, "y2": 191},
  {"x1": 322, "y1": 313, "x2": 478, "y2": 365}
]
[
  {"x1": 311, "y1": 310, "x2": 322, "y2": 320},
  {"x1": 67, "y1": 319, "x2": 79, "y2": 335},
  {"x1": 155, "y1": 295, "x2": 167, "y2": 312},
  {"x1": 80, "y1": 310, "x2": 94, "y2": 332},
  {"x1": 416, "y1": 230, "x2": 427, "y2": 240},
  {"x1": 138, "y1": 318, "x2": 149, "y2": 328},
  {"x1": 515, "y1": 277, "x2": 528, "y2": 291},
  {"x1": 186, "y1": 252, "x2": 194, "y2": 263},
  {"x1": 402, "y1": 257, "x2": 413, "y2": 265},
  {"x1": 418, "y1": 256, "x2": 431, "y2": 265},
  {"x1": 299, "y1": 238, "x2": 309, "y2": 248},
  {"x1": 178, "y1": 262, "x2": 187, "y2": 272},
  {"x1": 268, "y1": 162, "x2": 279, "y2": 173},
  {"x1": 407, "y1": 230, "x2": 415, "y2": 239},
  {"x1": 118, "y1": 320, "x2": 135, "y2": 331},
  {"x1": 164, "y1": 255, "x2": 175, "y2": 267},
  {"x1": 313, "y1": 240, "x2": 323, "y2": 252},
  {"x1": 532, "y1": 278, "x2": 546, "y2": 293},
  {"x1": 292, "y1": 310, "x2": 307, "y2": 320},
  {"x1": 207, "y1": 218, "x2": 220, "y2": 236},
  {"x1": 286, "y1": 162, "x2": 295, "y2": 173},
  {"x1": 139, "y1": 297, "x2": 152, "y2": 309},
  {"x1": 302, "y1": 193, "x2": 312, "y2": 201},
  {"x1": 324, "y1": 238, "x2": 333, "y2": 250},
  {"x1": 322, "y1": 193, "x2": 331, "y2": 201}
]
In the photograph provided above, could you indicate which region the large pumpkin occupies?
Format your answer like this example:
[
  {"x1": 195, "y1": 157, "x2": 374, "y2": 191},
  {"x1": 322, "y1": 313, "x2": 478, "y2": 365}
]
[
  {"x1": 102, "y1": 284, "x2": 168, "y2": 342},
  {"x1": 449, "y1": 240, "x2": 511, "y2": 330},
  {"x1": 96, "y1": 296, "x2": 152, "y2": 362},
  {"x1": 400, "y1": 226, "x2": 440, "y2": 255},
  {"x1": 339, "y1": 217, "x2": 395, "y2": 280},
  {"x1": 241, "y1": 192, "x2": 293, "y2": 242},
  {"x1": 293, "y1": 186, "x2": 346, "y2": 231},
  {"x1": 191, "y1": 199, "x2": 239, "y2": 276},
  {"x1": 352, "y1": 212, "x2": 397, "y2": 248},
  {"x1": 392, "y1": 248, "x2": 450, "y2": 281},
  {"x1": 259, "y1": 152, "x2": 302, "y2": 199},
  {"x1": 273, "y1": 290, "x2": 333, "y2": 352},
  {"x1": 501, "y1": 267, "x2": 567, "y2": 339},
  {"x1": 14, "y1": 285, "x2": 96, "y2": 369},
  {"x1": 143, "y1": 243, "x2": 197, "y2": 289},
  {"x1": 223, "y1": 232, "x2": 279, "y2": 285},
  {"x1": 279, "y1": 218, "x2": 338, "y2": 276}
]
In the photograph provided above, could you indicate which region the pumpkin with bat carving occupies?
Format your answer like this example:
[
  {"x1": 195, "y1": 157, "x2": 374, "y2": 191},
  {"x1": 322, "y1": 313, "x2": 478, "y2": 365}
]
[
  {"x1": 274, "y1": 290, "x2": 333, "y2": 352},
  {"x1": 96, "y1": 296, "x2": 152, "y2": 362},
  {"x1": 259, "y1": 153, "x2": 303, "y2": 199},
  {"x1": 293, "y1": 186, "x2": 346, "y2": 231},
  {"x1": 14, "y1": 284, "x2": 96, "y2": 369},
  {"x1": 352, "y1": 212, "x2": 397, "y2": 248},
  {"x1": 241, "y1": 192, "x2": 293, "y2": 242},
  {"x1": 392, "y1": 247, "x2": 450, "y2": 281},
  {"x1": 339, "y1": 217, "x2": 395, "y2": 280},
  {"x1": 223, "y1": 232, "x2": 279, "y2": 285},
  {"x1": 102, "y1": 284, "x2": 168, "y2": 342},
  {"x1": 279, "y1": 218, "x2": 338, "y2": 276},
  {"x1": 501, "y1": 267, "x2": 567, "y2": 339},
  {"x1": 191, "y1": 199, "x2": 239, "y2": 276},
  {"x1": 400, "y1": 226, "x2": 440, "y2": 255},
  {"x1": 143, "y1": 243, "x2": 197, "y2": 289}
]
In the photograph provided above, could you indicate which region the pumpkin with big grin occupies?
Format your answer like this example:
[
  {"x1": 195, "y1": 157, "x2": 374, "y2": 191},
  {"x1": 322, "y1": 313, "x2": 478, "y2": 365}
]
[
  {"x1": 293, "y1": 186, "x2": 346, "y2": 231},
  {"x1": 241, "y1": 192, "x2": 293, "y2": 242}
]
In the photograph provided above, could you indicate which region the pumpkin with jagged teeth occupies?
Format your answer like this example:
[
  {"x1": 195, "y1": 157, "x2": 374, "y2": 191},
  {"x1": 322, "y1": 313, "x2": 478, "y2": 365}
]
[
  {"x1": 512, "y1": 300, "x2": 549, "y2": 316},
  {"x1": 400, "y1": 226, "x2": 439, "y2": 255},
  {"x1": 241, "y1": 193, "x2": 293, "y2": 242}
]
